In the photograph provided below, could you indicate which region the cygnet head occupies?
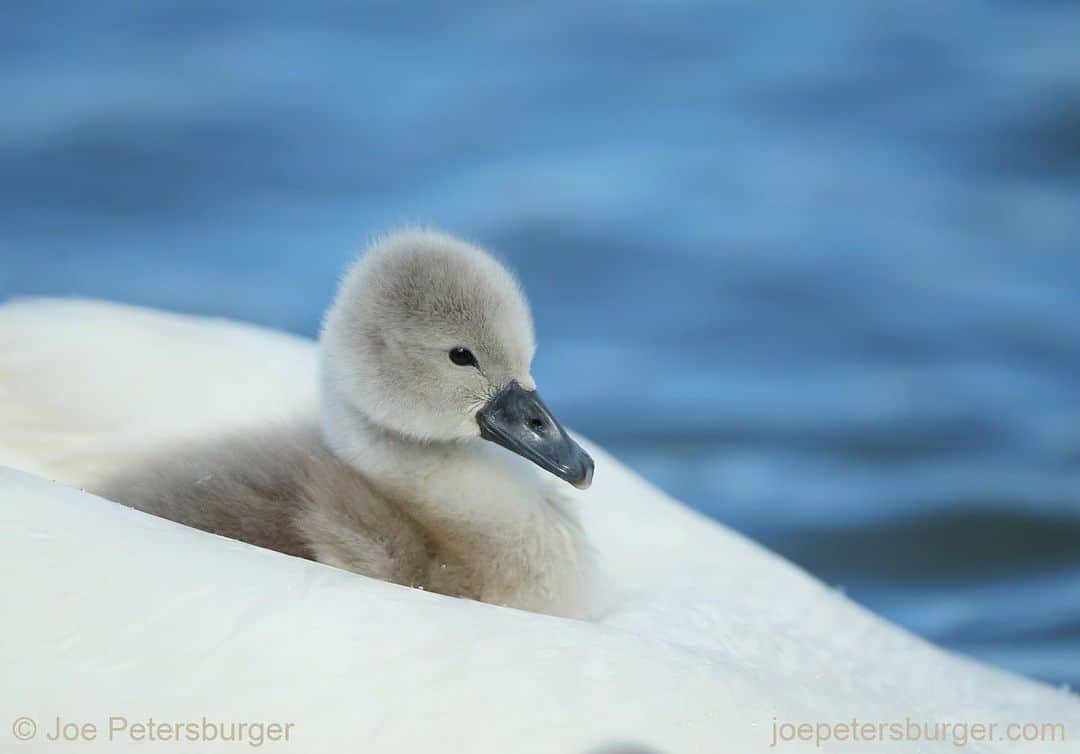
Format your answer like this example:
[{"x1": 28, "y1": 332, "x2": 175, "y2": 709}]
[{"x1": 321, "y1": 229, "x2": 594, "y2": 489}]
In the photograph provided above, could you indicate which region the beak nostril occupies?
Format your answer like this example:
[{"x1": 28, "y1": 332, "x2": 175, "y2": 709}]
[{"x1": 527, "y1": 417, "x2": 545, "y2": 433}]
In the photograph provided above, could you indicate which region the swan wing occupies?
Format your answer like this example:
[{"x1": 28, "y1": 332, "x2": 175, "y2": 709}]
[{"x1": 0, "y1": 298, "x2": 317, "y2": 486}]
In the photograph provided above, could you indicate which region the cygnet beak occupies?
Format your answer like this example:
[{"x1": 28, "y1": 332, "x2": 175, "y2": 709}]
[{"x1": 476, "y1": 381, "x2": 594, "y2": 490}]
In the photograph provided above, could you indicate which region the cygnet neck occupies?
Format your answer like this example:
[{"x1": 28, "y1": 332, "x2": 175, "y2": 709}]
[{"x1": 318, "y1": 371, "x2": 589, "y2": 617}]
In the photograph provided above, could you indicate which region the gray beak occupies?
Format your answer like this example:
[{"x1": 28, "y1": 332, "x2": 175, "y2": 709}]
[{"x1": 476, "y1": 381, "x2": 594, "y2": 490}]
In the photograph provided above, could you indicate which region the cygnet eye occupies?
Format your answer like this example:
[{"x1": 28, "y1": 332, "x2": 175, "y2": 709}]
[{"x1": 448, "y1": 347, "x2": 478, "y2": 367}]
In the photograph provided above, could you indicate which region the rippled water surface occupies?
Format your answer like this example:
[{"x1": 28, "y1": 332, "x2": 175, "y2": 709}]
[{"x1": 3, "y1": 1, "x2": 1080, "y2": 686}]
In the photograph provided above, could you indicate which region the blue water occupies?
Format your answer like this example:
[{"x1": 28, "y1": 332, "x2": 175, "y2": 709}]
[{"x1": 3, "y1": 1, "x2": 1080, "y2": 686}]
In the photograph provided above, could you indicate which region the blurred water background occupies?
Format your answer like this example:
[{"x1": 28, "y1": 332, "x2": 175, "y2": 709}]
[{"x1": 3, "y1": 1, "x2": 1079, "y2": 687}]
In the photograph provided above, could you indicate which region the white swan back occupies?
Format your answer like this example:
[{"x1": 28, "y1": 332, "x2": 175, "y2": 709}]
[{"x1": 1, "y1": 298, "x2": 1077, "y2": 753}]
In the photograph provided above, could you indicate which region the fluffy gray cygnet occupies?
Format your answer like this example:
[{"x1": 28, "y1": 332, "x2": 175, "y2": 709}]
[{"x1": 96, "y1": 230, "x2": 595, "y2": 618}]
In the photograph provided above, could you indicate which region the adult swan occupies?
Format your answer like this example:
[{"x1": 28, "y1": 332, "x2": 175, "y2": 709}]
[{"x1": 0, "y1": 232, "x2": 1075, "y2": 754}]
